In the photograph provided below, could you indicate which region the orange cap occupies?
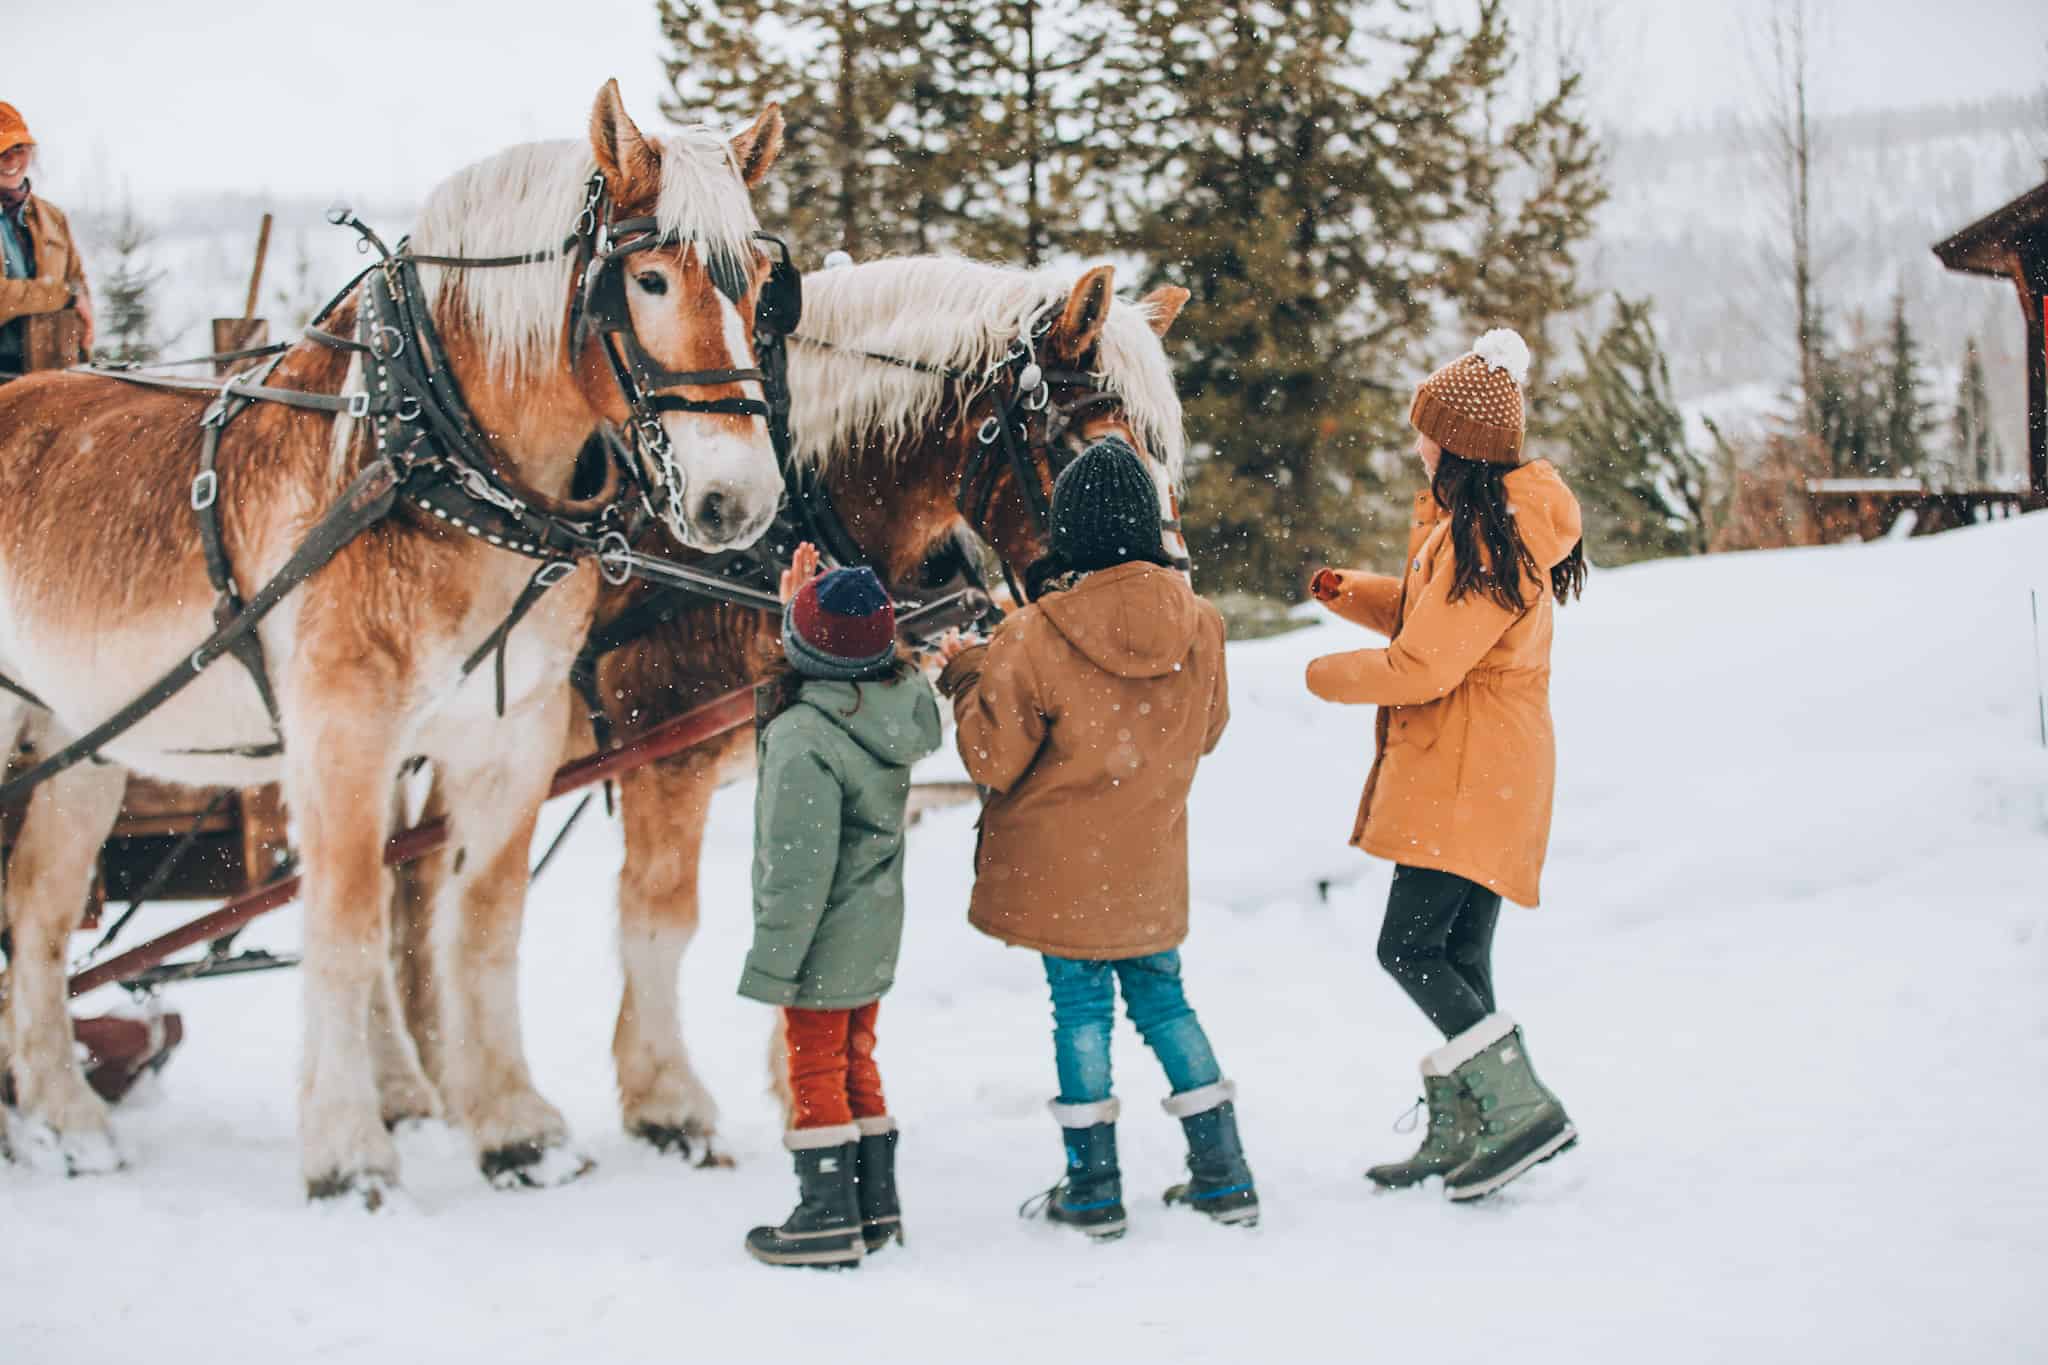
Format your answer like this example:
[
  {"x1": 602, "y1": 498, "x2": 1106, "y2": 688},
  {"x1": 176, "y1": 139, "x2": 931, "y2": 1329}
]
[{"x1": 0, "y1": 104, "x2": 34, "y2": 154}]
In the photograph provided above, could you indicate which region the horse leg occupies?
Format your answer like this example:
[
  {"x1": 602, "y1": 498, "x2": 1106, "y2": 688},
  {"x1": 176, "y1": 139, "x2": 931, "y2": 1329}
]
[
  {"x1": 430, "y1": 685, "x2": 592, "y2": 1190},
  {"x1": 612, "y1": 742, "x2": 733, "y2": 1164},
  {"x1": 368, "y1": 922, "x2": 439, "y2": 1131},
  {"x1": 381, "y1": 778, "x2": 445, "y2": 1126},
  {"x1": 285, "y1": 698, "x2": 407, "y2": 1207},
  {"x1": 2, "y1": 713, "x2": 127, "y2": 1176}
]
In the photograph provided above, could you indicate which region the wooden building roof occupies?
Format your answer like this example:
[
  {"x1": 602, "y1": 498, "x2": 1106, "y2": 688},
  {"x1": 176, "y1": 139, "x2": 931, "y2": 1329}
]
[{"x1": 1933, "y1": 178, "x2": 2048, "y2": 283}]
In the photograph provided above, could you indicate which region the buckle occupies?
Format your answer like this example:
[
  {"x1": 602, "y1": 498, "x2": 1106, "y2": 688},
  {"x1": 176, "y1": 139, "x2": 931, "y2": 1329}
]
[
  {"x1": 347, "y1": 392, "x2": 371, "y2": 419},
  {"x1": 190, "y1": 470, "x2": 219, "y2": 511},
  {"x1": 597, "y1": 530, "x2": 633, "y2": 587},
  {"x1": 535, "y1": 560, "x2": 576, "y2": 587}
]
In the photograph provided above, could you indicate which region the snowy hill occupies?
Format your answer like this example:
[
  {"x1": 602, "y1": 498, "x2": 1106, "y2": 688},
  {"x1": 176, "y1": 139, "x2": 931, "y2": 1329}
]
[
  {"x1": 7, "y1": 513, "x2": 2047, "y2": 1363},
  {"x1": 1588, "y1": 97, "x2": 2046, "y2": 459}
]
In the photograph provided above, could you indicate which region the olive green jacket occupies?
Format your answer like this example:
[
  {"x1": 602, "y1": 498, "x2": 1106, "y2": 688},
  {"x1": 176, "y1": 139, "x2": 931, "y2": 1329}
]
[{"x1": 740, "y1": 672, "x2": 943, "y2": 1009}]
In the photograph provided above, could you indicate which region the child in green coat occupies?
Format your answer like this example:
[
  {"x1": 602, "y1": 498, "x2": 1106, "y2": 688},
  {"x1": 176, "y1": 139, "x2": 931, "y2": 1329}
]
[{"x1": 742, "y1": 544, "x2": 943, "y2": 1268}]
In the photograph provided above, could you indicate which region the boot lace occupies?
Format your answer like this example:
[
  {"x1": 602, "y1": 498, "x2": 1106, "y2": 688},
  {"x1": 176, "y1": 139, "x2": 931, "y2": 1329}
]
[
  {"x1": 1018, "y1": 1184, "x2": 1060, "y2": 1220},
  {"x1": 1392, "y1": 1097, "x2": 1426, "y2": 1134}
]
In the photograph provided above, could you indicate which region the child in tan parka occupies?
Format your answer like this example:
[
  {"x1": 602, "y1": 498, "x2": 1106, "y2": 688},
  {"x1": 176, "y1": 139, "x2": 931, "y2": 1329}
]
[{"x1": 1305, "y1": 328, "x2": 1586, "y2": 1203}]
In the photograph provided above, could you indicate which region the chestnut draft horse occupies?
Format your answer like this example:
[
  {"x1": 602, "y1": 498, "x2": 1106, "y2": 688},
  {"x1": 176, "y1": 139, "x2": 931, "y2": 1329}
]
[
  {"x1": 393, "y1": 257, "x2": 1192, "y2": 1163},
  {"x1": 0, "y1": 82, "x2": 786, "y2": 1205}
]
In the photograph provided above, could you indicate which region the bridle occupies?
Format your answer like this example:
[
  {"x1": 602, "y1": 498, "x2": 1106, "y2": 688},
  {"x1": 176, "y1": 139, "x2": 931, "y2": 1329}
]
[
  {"x1": 405, "y1": 172, "x2": 800, "y2": 543},
  {"x1": 786, "y1": 306, "x2": 1192, "y2": 605}
]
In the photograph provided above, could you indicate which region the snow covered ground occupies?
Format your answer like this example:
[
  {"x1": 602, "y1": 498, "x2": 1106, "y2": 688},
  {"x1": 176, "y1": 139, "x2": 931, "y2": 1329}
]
[{"x1": 6, "y1": 513, "x2": 2046, "y2": 1363}]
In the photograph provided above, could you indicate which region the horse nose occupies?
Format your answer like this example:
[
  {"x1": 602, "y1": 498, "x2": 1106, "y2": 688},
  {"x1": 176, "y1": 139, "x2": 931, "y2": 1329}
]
[{"x1": 698, "y1": 489, "x2": 726, "y2": 535}]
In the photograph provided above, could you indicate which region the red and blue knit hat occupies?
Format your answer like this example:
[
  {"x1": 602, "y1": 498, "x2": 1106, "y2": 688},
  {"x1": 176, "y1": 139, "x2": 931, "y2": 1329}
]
[{"x1": 782, "y1": 566, "x2": 898, "y2": 680}]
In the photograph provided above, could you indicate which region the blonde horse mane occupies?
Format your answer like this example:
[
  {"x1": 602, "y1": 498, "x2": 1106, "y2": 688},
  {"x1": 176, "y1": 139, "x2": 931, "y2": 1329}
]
[
  {"x1": 786, "y1": 257, "x2": 1186, "y2": 486},
  {"x1": 411, "y1": 125, "x2": 761, "y2": 379}
]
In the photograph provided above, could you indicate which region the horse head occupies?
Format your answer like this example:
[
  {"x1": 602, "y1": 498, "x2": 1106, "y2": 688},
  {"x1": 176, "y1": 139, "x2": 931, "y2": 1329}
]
[{"x1": 414, "y1": 80, "x2": 786, "y2": 553}]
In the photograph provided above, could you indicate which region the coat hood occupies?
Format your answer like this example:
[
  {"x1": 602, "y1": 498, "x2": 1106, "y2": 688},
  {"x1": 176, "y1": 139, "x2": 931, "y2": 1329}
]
[
  {"x1": 1501, "y1": 460, "x2": 1583, "y2": 570},
  {"x1": 797, "y1": 673, "x2": 943, "y2": 766},
  {"x1": 1035, "y1": 561, "x2": 1203, "y2": 679}
]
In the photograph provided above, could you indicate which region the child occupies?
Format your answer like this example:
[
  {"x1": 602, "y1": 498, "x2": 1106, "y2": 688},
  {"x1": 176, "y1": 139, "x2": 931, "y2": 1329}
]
[
  {"x1": 742, "y1": 545, "x2": 942, "y2": 1267},
  {"x1": 936, "y1": 438, "x2": 1256, "y2": 1240},
  {"x1": 1305, "y1": 329, "x2": 1587, "y2": 1202}
]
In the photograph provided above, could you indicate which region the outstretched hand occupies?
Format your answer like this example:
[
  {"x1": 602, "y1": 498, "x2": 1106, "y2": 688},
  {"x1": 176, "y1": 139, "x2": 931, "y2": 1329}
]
[
  {"x1": 778, "y1": 541, "x2": 822, "y2": 603},
  {"x1": 1309, "y1": 567, "x2": 1342, "y2": 603},
  {"x1": 930, "y1": 628, "x2": 976, "y2": 666}
]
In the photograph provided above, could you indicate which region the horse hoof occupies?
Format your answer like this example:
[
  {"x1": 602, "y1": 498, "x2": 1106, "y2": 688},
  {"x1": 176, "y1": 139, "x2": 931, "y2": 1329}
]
[
  {"x1": 11, "y1": 1116, "x2": 124, "y2": 1178},
  {"x1": 631, "y1": 1122, "x2": 733, "y2": 1168},
  {"x1": 305, "y1": 1169, "x2": 400, "y2": 1213},
  {"x1": 482, "y1": 1141, "x2": 595, "y2": 1191}
]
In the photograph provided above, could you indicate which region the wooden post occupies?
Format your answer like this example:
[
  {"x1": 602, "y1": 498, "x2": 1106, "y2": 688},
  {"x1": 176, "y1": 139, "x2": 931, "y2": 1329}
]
[
  {"x1": 237, "y1": 784, "x2": 291, "y2": 889},
  {"x1": 243, "y1": 213, "x2": 273, "y2": 321},
  {"x1": 211, "y1": 212, "x2": 275, "y2": 376}
]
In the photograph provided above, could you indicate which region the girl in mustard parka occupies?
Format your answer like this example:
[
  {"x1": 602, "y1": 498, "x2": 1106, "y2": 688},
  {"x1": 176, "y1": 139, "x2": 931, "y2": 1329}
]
[{"x1": 1306, "y1": 329, "x2": 1586, "y2": 1203}]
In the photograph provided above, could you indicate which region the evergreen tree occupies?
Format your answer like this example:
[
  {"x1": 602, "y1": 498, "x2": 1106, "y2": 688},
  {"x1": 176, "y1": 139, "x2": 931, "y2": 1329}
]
[
  {"x1": 1559, "y1": 298, "x2": 1712, "y2": 560},
  {"x1": 1879, "y1": 289, "x2": 1932, "y2": 476},
  {"x1": 1117, "y1": 0, "x2": 1603, "y2": 596},
  {"x1": 1449, "y1": 69, "x2": 1607, "y2": 412},
  {"x1": 94, "y1": 201, "x2": 161, "y2": 366},
  {"x1": 1952, "y1": 336, "x2": 2002, "y2": 485},
  {"x1": 658, "y1": 0, "x2": 951, "y2": 258},
  {"x1": 1811, "y1": 311, "x2": 1886, "y2": 477},
  {"x1": 924, "y1": 0, "x2": 1130, "y2": 264}
]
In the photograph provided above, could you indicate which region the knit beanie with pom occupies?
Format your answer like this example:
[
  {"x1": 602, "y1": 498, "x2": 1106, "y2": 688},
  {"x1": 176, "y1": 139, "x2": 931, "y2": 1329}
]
[
  {"x1": 1409, "y1": 328, "x2": 1532, "y2": 465},
  {"x1": 1050, "y1": 437, "x2": 1168, "y2": 574},
  {"x1": 782, "y1": 565, "x2": 898, "y2": 680}
]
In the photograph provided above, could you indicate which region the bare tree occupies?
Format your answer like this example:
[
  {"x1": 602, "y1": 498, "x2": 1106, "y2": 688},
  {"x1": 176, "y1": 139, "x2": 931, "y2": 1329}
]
[{"x1": 1752, "y1": 0, "x2": 1825, "y2": 440}]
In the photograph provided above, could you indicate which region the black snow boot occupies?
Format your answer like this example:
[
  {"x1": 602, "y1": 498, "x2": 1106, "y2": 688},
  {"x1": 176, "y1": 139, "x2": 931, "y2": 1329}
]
[
  {"x1": 1367, "y1": 1071, "x2": 1478, "y2": 1190},
  {"x1": 1161, "y1": 1081, "x2": 1260, "y2": 1226},
  {"x1": 1020, "y1": 1098, "x2": 1128, "y2": 1240},
  {"x1": 854, "y1": 1115, "x2": 903, "y2": 1252},
  {"x1": 745, "y1": 1123, "x2": 865, "y2": 1268}
]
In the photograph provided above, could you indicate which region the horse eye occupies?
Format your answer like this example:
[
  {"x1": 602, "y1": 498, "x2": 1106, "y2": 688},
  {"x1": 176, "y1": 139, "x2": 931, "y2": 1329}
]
[{"x1": 634, "y1": 272, "x2": 668, "y2": 296}]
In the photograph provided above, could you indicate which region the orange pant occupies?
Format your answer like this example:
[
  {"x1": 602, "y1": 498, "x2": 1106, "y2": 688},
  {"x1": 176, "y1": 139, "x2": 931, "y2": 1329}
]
[{"x1": 784, "y1": 1002, "x2": 887, "y2": 1130}]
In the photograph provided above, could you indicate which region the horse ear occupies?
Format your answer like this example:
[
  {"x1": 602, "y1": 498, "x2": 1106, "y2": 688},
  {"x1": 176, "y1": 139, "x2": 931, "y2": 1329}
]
[
  {"x1": 729, "y1": 105, "x2": 784, "y2": 189},
  {"x1": 589, "y1": 78, "x2": 662, "y2": 205},
  {"x1": 1051, "y1": 264, "x2": 1116, "y2": 358},
  {"x1": 1139, "y1": 285, "x2": 1190, "y2": 338}
]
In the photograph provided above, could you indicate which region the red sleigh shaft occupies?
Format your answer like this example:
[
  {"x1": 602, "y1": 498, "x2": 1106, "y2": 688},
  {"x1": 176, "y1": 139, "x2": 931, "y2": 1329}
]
[{"x1": 67, "y1": 687, "x2": 756, "y2": 998}]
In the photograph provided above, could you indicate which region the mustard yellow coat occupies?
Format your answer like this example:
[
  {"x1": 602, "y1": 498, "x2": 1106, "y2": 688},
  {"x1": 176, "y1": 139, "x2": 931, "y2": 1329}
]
[{"x1": 1305, "y1": 461, "x2": 1582, "y2": 907}]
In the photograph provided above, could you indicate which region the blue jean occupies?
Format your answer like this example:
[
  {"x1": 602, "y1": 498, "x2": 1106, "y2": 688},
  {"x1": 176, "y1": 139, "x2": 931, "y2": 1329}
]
[{"x1": 1041, "y1": 950, "x2": 1223, "y2": 1106}]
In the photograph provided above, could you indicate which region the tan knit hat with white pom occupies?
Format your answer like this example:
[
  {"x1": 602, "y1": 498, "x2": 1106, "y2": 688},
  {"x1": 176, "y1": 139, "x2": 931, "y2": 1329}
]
[{"x1": 1408, "y1": 328, "x2": 1531, "y2": 465}]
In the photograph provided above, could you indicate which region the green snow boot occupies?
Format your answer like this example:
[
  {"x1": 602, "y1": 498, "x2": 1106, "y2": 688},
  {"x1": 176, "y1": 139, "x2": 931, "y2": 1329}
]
[
  {"x1": 1366, "y1": 1071, "x2": 1478, "y2": 1190},
  {"x1": 1162, "y1": 1081, "x2": 1260, "y2": 1226},
  {"x1": 1438, "y1": 1014, "x2": 1578, "y2": 1202},
  {"x1": 1021, "y1": 1098, "x2": 1128, "y2": 1241},
  {"x1": 745, "y1": 1124, "x2": 866, "y2": 1268},
  {"x1": 853, "y1": 1115, "x2": 903, "y2": 1253}
]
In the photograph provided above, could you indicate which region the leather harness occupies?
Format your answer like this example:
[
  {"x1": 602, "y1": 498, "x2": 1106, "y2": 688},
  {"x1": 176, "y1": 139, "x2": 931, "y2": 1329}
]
[{"x1": 0, "y1": 183, "x2": 792, "y2": 805}]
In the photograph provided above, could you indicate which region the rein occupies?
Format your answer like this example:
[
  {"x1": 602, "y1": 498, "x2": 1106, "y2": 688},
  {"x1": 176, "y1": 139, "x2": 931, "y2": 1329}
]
[{"x1": 0, "y1": 184, "x2": 799, "y2": 806}]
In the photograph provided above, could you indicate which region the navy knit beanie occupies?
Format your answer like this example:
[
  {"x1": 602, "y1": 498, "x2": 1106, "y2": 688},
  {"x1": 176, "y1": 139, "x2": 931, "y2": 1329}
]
[
  {"x1": 782, "y1": 565, "x2": 898, "y2": 680},
  {"x1": 1050, "y1": 437, "x2": 1166, "y2": 574}
]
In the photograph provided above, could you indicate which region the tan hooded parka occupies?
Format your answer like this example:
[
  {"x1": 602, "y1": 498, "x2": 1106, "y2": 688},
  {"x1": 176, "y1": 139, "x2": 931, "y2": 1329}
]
[{"x1": 940, "y1": 561, "x2": 1229, "y2": 959}]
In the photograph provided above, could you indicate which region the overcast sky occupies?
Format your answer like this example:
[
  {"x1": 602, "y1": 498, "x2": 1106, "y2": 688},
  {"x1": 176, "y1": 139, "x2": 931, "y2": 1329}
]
[{"x1": 12, "y1": 0, "x2": 2046, "y2": 207}]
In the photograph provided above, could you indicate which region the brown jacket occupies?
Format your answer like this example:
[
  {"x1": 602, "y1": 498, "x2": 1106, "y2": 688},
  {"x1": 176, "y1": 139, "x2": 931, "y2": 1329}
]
[
  {"x1": 1305, "y1": 461, "x2": 1582, "y2": 907},
  {"x1": 0, "y1": 193, "x2": 89, "y2": 331},
  {"x1": 939, "y1": 561, "x2": 1229, "y2": 959}
]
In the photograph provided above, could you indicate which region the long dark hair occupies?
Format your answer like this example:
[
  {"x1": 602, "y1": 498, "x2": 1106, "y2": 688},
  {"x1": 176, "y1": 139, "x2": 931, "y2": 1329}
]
[
  {"x1": 1430, "y1": 452, "x2": 1586, "y2": 612},
  {"x1": 756, "y1": 643, "x2": 918, "y2": 728}
]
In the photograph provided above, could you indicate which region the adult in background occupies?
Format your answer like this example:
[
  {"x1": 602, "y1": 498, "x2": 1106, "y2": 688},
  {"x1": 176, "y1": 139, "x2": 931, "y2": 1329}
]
[
  {"x1": 1304, "y1": 329, "x2": 1587, "y2": 1202},
  {"x1": 0, "y1": 102, "x2": 93, "y2": 381},
  {"x1": 936, "y1": 438, "x2": 1258, "y2": 1241}
]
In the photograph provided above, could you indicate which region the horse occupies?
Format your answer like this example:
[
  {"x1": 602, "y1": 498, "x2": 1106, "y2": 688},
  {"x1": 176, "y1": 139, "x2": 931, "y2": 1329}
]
[
  {"x1": 389, "y1": 255, "x2": 1192, "y2": 1164},
  {"x1": 0, "y1": 81, "x2": 786, "y2": 1206}
]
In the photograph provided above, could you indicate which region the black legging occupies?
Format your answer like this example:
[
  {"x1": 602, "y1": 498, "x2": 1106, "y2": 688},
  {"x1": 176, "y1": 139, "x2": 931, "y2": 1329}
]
[{"x1": 1377, "y1": 865, "x2": 1502, "y2": 1038}]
